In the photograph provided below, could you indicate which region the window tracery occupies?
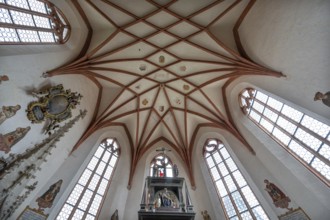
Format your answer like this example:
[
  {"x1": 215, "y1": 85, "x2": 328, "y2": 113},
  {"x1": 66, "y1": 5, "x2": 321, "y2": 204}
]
[
  {"x1": 56, "y1": 138, "x2": 120, "y2": 220},
  {"x1": 239, "y1": 88, "x2": 330, "y2": 185},
  {"x1": 204, "y1": 139, "x2": 269, "y2": 220},
  {"x1": 0, "y1": 0, "x2": 70, "y2": 44},
  {"x1": 150, "y1": 153, "x2": 174, "y2": 177}
]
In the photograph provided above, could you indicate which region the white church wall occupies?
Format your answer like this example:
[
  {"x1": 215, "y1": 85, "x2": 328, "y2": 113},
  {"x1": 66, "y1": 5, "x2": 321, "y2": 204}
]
[
  {"x1": 194, "y1": 129, "x2": 278, "y2": 220},
  {"x1": 228, "y1": 81, "x2": 330, "y2": 220},
  {"x1": 239, "y1": 0, "x2": 330, "y2": 119}
]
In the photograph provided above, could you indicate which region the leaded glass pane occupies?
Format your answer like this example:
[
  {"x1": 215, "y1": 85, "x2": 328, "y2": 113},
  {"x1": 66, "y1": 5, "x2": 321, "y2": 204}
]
[
  {"x1": 78, "y1": 169, "x2": 92, "y2": 186},
  {"x1": 213, "y1": 151, "x2": 222, "y2": 163},
  {"x1": 224, "y1": 175, "x2": 237, "y2": 193},
  {"x1": 241, "y1": 186, "x2": 259, "y2": 208},
  {"x1": 311, "y1": 158, "x2": 330, "y2": 180},
  {"x1": 225, "y1": 158, "x2": 237, "y2": 172},
  {"x1": 240, "y1": 211, "x2": 253, "y2": 220},
  {"x1": 277, "y1": 116, "x2": 297, "y2": 135},
  {"x1": 288, "y1": 141, "x2": 313, "y2": 163},
  {"x1": 56, "y1": 204, "x2": 73, "y2": 220},
  {"x1": 17, "y1": 29, "x2": 39, "y2": 42},
  {"x1": 252, "y1": 206, "x2": 269, "y2": 220},
  {"x1": 232, "y1": 171, "x2": 246, "y2": 188},
  {"x1": 232, "y1": 191, "x2": 247, "y2": 212},
  {"x1": 263, "y1": 108, "x2": 278, "y2": 122},
  {"x1": 29, "y1": 0, "x2": 47, "y2": 13},
  {"x1": 273, "y1": 127, "x2": 291, "y2": 145},
  {"x1": 206, "y1": 156, "x2": 215, "y2": 168},
  {"x1": 223, "y1": 196, "x2": 237, "y2": 217},
  {"x1": 88, "y1": 174, "x2": 100, "y2": 191},
  {"x1": 78, "y1": 189, "x2": 93, "y2": 211},
  {"x1": 0, "y1": 8, "x2": 12, "y2": 23},
  {"x1": 260, "y1": 118, "x2": 274, "y2": 132},
  {"x1": 295, "y1": 128, "x2": 322, "y2": 151},
  {"x1": 255, "y1": 92, "x2": 268, "y2": 103},
  {"x1": 252, "y1": 101, "x2": 265, "y2": 114},
  {"x1": 72, "y1": 209, "x2": 84, "y2": 220},
  {"x1": 219, "y1": 162, "x2": 229, "y2": 177},
  {"x1": 95, "y1": 161, "x2": 106, "y2": 175},
  {"x1": 39, "y1": 31, "x2": 55, "y2": 42},
  {"x1": 6, "y1": 0, "x2": 29, "y2": 9},
  {"x1": 267, "y1": 97, "x2": 283, "y2": 111},
  {"x1": 109, "y1": 156, "x2": 117, "y2": 167},
  {"x1": 281, "y1": 105, "x2": 303, "y2": 123},
  {"x1": 11, "y1": 10, "x2": 34, "y2": 26},
  {"x1": 220, "y1": 147, "x2": 230, "y2": 160},
  {"x1": 319, "y1": 144, "x2": 330, "y2": 160},
  {"x1": 215, "y1": 179, "x2": 227, "y2": 197},
  {"x1": 301, "y1": 115, "x2": 330, "y2": 138},
  {"x1": 211, "y1": 167, "x2": 220, "y2": 181},
  {"x1": 0, "y1": 27, "x2": 19, "y2": 42},
  {"x1": 249, "y1": 110, "x2": 261, "y2": 122}
]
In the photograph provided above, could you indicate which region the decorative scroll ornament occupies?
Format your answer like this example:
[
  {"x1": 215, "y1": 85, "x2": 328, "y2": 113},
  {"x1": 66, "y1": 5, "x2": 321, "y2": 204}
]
[
  {"x1": 0, "y1": 105, "x2": 21, "y2": 125},
  {"x1": 26, "y1": 84, "x2": 82, "y2": 132},
  {"x1": 0, "y1": 126, "x2": 30, "y2": 153},
  {"x1": 264, "y1": 179, "x2": 292, "y2": 210},
  {"x1": 36, "y1": 180, "x2": 63, "y2": 210}
]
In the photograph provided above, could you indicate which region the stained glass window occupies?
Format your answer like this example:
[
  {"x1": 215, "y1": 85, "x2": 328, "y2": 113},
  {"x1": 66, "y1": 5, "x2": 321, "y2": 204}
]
[
  {"x1": 204, "y1": 139, "x2": 270, "y2": 220},
  {"x1": 150, "y1": 153, "x2": 174, "y2": 177},
  {"x1": 0, "y1": 0, "x2": 70, "y2": 44},
  {"x1": 56, "y1": 138, "x2": 120, "y2": 220},
  {"x1": 239, "y1": 88, "x2": 330, "y2": 185}
]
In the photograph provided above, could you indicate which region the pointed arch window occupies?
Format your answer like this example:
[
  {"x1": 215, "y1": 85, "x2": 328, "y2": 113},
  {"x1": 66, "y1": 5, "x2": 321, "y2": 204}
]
[
  {"x1": 56, "y1": 138, "x2": 120, "y2": 220},
  {"x1": 239, "y1": 88, "x2": 330, "y2": 186},
  {"x1": 204, "y1": 139, "x2": 270, "y2": 220},
  {"x1": 0, "y1": 0, "x2": 70, "y2": 44},
  {"x1": 150, "y1": 153, "x2": 174, "y2": 177}
]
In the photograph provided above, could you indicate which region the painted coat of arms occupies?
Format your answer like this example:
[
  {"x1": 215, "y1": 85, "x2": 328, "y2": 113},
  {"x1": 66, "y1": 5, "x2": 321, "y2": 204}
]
[{"x1": 26, "y1": 84, "x2": 82, "y2": 132}]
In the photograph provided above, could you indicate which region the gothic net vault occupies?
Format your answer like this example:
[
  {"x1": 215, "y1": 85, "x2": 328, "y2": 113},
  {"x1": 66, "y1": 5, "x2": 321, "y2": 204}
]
[{"x1": 46, "y1": 0, "x2": 283, "y2": 188}]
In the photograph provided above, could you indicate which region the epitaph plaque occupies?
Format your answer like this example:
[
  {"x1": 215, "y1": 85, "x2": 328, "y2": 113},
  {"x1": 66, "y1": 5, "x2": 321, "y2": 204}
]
[
  {"x1": 18, "y1": 206, "x2": 48, "y2": 220},
  {"x1": 279, "y1": 207, "x2": 310, "y2": 220}
]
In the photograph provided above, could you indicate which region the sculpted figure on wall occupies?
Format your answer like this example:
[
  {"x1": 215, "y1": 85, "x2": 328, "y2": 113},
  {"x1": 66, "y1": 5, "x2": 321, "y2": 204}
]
[
  {"x1": 201, "y1": 210, "x2": 211, "y2": 220},
  {"x1": 0, "y1": 126, "x2": 30, "y2": 153},
  {"x1": 0, "y1": 75, "x2": 9, "y2": 84},
  {"x1": 314, "y1": 91, "x2": 330, "y2": 107},
  {"x1": 111, "y1": 209, "x2": 118, "y2": 220},
  {"x1": 0, "y1": 105, "x2": 21, "y2": 125},
  {"x1": 36, "y1": 179, "x2": 63, "y2": 210},
  {"x1": 264, "y1": 179, "x2": 292, "y2": 210}
]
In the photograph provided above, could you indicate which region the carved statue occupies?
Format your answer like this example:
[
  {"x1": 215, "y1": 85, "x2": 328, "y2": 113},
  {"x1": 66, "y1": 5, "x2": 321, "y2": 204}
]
[
  {"x1": 0, "y1": 105, "x2": 21, "y2": 125},
  {"x1": 36, "y1": 179, "x2": 63, "y2": 210},
  {"x1": 26, "y1": 84, "x2": 82, "y2": 134},
  {"x1": 0, "y1": 126, "x2": 30, "y2": 153},
  {"x1": 314, "y1": 91, "x2": 330, "y2": 107},
  {"x1": 264, "y1": 179, "x2": 292, "y2": 210},
  {"x1": 0, "y1": 75, "x2": 9, "y2": 84},
  {"x1": 111, "y1": 209, "x2": 118, "y2": 220},
  {"x1": 201, "y1": 210, "x2": 211, "y2": 220}
]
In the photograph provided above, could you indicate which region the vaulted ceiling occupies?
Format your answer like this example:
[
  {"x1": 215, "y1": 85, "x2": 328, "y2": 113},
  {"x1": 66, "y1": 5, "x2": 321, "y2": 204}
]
[{"x1": 46, "y1": 0, "x2": 283, "y2": 187}]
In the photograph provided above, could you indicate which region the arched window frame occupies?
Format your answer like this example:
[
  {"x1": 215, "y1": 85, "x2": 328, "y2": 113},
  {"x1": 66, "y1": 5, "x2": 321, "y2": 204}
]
[
  {"x1": 149, "y1": 153, "x2": 174, "y2": 177},
  {"x1": 0, "y1": 0, "x2": 70, "y2": 44},
  {"x1": 239, "y1": 88, "x2": 330, "y2": 186},
  {"x1": 56, "y1": 138, "x2": 120, "y2": 220},
  {"x1": 203, "y1": 138, "x2": 270, "y2": 220}
]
